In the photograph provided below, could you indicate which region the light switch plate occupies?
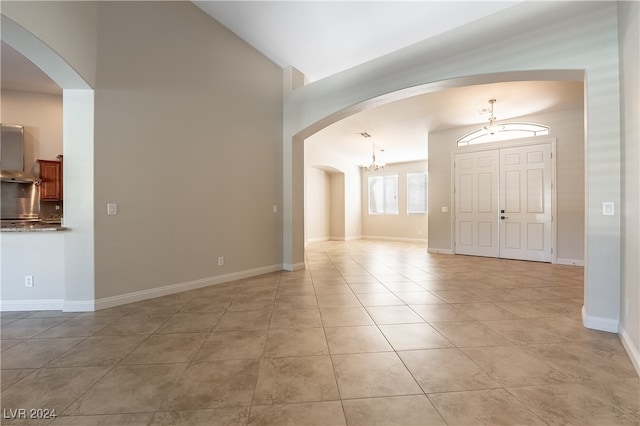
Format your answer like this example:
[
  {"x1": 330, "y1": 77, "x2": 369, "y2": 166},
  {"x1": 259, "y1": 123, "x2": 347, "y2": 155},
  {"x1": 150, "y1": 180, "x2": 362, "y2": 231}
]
[
  {"x1": 602, "y1": 201, "x2": 614, "y2": 216},
  {"x1": 107, "y1": 203, "x2": 118, "y2": 215}
]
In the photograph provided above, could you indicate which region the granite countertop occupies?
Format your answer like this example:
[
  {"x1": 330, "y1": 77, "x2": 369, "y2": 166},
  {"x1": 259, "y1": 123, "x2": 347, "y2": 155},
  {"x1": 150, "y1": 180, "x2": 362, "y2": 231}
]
[{"x1": 1, "y1": 221, "x2": 67, "y2": 232}]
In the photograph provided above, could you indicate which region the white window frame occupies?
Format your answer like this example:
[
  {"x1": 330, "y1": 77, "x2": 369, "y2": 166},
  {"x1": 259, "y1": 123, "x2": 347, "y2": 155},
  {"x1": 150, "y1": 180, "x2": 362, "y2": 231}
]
[
  {"x1": 457, "y1": 123, "x2": 550, "y2": 146},
  {"x1": 407, "y1": 171, "x2": 428, "y2": 215},
  {"x1": 368, "y1": 174, "x2": 399, "y2": 215}
]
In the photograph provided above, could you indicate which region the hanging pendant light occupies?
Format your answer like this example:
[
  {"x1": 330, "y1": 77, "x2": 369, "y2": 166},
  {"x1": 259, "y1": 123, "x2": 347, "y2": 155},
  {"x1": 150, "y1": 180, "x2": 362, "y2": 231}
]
[
  {"x1": 363, "y1": 141, "x2": 385, "y2": 172},
  {"x1": 483, "y1": 99, "x2": 505, "y2": 135}
]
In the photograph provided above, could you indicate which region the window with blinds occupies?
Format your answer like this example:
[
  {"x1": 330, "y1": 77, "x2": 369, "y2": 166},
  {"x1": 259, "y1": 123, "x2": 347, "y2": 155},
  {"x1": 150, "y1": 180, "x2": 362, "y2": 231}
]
[{"x1": 368, "y1": 175, "x2": 398, "y2": 215}]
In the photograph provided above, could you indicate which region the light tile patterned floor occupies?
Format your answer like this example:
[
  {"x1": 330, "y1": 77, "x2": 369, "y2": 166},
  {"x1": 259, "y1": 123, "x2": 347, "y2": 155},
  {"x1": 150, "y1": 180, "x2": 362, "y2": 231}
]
[{"x1": 1, "y1": 240, "x2": 638, "y2": 425}]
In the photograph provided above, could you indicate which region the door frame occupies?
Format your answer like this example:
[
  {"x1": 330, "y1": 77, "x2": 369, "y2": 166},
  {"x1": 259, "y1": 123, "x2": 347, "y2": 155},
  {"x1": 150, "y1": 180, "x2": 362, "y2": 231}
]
[{"x1": 450, "y1": 137, "x2": 557, "y2": 263}]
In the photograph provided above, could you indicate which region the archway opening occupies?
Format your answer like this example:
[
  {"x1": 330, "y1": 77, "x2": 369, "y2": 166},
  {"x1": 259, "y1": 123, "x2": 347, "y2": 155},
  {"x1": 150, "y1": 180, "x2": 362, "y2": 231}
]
[{"x1": 1, "y1": 15, "x2": 96, "y2": 311}]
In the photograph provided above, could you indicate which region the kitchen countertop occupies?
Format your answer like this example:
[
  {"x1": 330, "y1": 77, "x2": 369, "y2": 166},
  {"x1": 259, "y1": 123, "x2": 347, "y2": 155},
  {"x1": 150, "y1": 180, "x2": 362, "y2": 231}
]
[{"x1": 1, "y1": 221, "x2": 67, "y2": 232}]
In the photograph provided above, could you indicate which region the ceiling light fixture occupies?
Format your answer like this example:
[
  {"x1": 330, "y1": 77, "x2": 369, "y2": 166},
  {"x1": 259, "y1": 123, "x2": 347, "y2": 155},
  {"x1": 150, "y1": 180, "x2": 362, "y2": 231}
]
[
  {"x1": 363, "y1": 142, "x2": 386, "y2": 172},
  {"x1": 483, "y1": 99, "x2": 505, "y2": 135}
]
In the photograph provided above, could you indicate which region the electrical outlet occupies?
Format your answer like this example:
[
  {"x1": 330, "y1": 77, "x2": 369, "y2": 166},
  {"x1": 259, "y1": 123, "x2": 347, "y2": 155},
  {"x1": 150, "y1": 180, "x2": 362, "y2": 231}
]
[
  {"x1": 217, "y1": 257, "x2": 224, "y2": 267},
  {"x1": 24, "y1": 275, "x2": 34, "y2": 288}
]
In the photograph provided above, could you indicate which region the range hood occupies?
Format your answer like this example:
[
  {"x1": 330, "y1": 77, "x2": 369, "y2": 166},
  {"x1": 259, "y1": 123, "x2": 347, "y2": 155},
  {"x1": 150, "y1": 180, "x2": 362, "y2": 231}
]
[
  {"x1": 1, "y1": 169, "x2": 41, "y2": 184},
  {"x1": 0, "y1": 124, "x2": 41, "y2": 184}
]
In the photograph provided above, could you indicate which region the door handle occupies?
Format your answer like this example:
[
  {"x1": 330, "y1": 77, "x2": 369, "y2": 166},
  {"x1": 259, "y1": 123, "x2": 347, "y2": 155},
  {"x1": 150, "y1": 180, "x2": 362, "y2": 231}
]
[{"x1": 501, "y1": 216, "x2": 509, "y2": 220}]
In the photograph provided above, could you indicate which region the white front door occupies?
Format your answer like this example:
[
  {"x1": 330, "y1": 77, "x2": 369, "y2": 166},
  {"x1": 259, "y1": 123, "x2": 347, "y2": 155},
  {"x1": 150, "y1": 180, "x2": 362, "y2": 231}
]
[{"x1": 453, "y1": 142, "x2": 553, "y2": 262}]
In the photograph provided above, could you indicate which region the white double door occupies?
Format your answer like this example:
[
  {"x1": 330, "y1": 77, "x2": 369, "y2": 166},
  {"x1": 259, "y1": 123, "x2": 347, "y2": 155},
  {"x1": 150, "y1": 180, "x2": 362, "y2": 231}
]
[{"x1": 454, "y1": 143, "x2": 553, "y2": 262}]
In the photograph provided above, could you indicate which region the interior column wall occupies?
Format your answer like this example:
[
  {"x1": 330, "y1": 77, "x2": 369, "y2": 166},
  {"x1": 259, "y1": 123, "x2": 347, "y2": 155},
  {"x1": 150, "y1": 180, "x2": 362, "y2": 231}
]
[{"x1": 618, "y1": 0, "x2": 640, "y2": 372}]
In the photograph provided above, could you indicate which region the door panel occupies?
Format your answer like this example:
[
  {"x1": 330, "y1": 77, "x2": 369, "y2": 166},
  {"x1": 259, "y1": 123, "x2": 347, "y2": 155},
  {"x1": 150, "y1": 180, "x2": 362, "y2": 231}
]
[
  {"x1": 454, "y1": 150, "x2": 499, "y2": 257},
  {"x1": 504, "y1": 222, "x2": 521, "y2": 249},
  {"x1": 499, "y1": 144, "x2": 552, "y2": 261}
]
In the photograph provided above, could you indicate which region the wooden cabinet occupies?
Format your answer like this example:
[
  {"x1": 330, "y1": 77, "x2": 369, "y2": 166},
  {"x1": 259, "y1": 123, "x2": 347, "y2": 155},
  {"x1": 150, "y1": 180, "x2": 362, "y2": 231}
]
[{"x1": 38, "y1": 156, "x2": 63, "y2": 201}]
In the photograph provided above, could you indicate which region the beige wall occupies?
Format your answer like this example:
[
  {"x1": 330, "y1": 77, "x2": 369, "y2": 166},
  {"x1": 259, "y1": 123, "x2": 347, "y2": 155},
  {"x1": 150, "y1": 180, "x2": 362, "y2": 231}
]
[
  {"x1": 306, "y1": 167, "x2": 332, "y2": 241},
  {"x1": 305, "y1": 138, "x2": 362, "y2": 241},
  {"x1": 618, "y1": 0, "x2": 640, "y2": 371},
  {"x1": 330, "y1": 173, "x2": 346, "y2": 240},
  {"x1": 428, "y1": 108, "x2": 584, "y2": 262},
  {"x1": 305, "y1": 167, "x2": 347, "y2": 242},
  {"x1": 92, "y1": 2, "x2": 283, "y2": 300},
  {"x1": 361, "y1": 160, "x2": 428, "y2": 242}
]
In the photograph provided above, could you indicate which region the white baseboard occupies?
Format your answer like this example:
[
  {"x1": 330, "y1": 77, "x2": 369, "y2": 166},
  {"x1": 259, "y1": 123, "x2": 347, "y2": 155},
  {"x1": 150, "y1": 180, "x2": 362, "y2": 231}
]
[
  {"x1": 2, "y1": 264, "x2": 286, "y2": 312},
  {"x1": 307, "y1": 237, "x2": 331, "y2": 243},
  {"x1": 306, "y1": 236, "x2": 362, "y2": 243},
  {"x1": 619, "y1": 324, "x2": 640, "y2": 376},
  {"x1": 556, "y1": 258, "x2": 585, "y2": 266},
  {"x1": 428, "y1": 247, "x2": 454, "y2": 255},
  {"x1": 63, "y1": 300, "x2": 95, "y2": 312},
  {"x1": 362, "y1": 235, "x2": 427, "y2": 243},
  {"x1": 94, "y1": 263, "x2": 283, "y2": 311},
  {"x1": 283, "y1": 262, "x2": 306, "y2": 272},
  {"x1": 582, "y1": 306, "x2": 619, "y2": 333},
  {"x1": 1, "y1": 299, "x2": 64, "y2": 311}
]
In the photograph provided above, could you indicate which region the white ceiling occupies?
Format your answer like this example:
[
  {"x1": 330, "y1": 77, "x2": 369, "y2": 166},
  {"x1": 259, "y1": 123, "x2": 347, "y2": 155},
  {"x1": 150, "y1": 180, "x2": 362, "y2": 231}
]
[
  {"x1": 194, "y1": 1, "x2": 584, "y2": 164},
  {"x1": 307, "y1": 81, "x2": 583, "y2": 164},
  {"x1": 193, "y1": 1, "x2": 524, "y2": 83},
  {"x1": 1, "y1": 2, "x2": 584, "y2": 165}
]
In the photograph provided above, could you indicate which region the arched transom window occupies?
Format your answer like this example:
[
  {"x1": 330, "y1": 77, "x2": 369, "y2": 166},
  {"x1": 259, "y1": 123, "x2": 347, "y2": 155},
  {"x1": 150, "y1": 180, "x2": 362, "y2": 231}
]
[{"x1": 457, "y1": 123, "x2": 550, "y2": 146}]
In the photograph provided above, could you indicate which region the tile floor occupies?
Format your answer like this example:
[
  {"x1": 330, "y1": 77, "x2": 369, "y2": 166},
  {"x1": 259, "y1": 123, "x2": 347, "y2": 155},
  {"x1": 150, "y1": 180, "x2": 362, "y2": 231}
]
[{"x1": 1, "y1": 240, "x2": 638, "y2": 425}]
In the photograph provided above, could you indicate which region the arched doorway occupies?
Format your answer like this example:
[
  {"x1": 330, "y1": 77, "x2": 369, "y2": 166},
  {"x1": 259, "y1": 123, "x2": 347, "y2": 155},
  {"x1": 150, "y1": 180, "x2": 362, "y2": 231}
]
[
  {"x1": 2, "y1": 15, "x2": 96, "y2": 310},
  {"x1": 284, "y1": 59, "x2": 619, "y2": 335}
]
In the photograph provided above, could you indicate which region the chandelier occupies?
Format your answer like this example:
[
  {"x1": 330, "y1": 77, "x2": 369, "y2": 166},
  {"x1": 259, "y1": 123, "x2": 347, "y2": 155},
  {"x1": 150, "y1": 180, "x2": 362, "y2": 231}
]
[
  {"x1": 363, "y1": 142, "x2": 386, "y2": 172},
  {"x1": 483, "y1": 99, "x2": 505, "y2": 135}
]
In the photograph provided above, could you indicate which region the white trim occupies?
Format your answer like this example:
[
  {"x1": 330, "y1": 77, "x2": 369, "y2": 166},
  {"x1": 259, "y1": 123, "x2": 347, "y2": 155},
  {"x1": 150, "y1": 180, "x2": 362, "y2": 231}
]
[
  {"x1": 428, "y1": 248, "x2": 454, "y2": 254},
  {"x1": 283, "y1": 262, "x2": 306, "y2": 272},
  {"x1": 307, "y1": 236, "x2": 331, "y2": 243},
  {"x1": 63, "y1": 300, "x2": 95, "y2": 312},
  {"x1": 582, "y1": 306, "x2": 619, "y2": 333},
  {"x1": 556, "y1": 258, "x2": 585, "y2": 266},
  {"x1": 619, "y1": 324, "x2": 640, "y2": 376},
  {"x1": 344, "y1": 235, "x2": 362, "y2": 241},
  {"x1": 1, "y1": 299, "x2": 64, "y2": 311},
  {"x1": 95, "y1": 264, "x2": 283, "y2": 311},
  {"x1": 362, "y1": 235, "x2": 427, "y2": 243}
]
